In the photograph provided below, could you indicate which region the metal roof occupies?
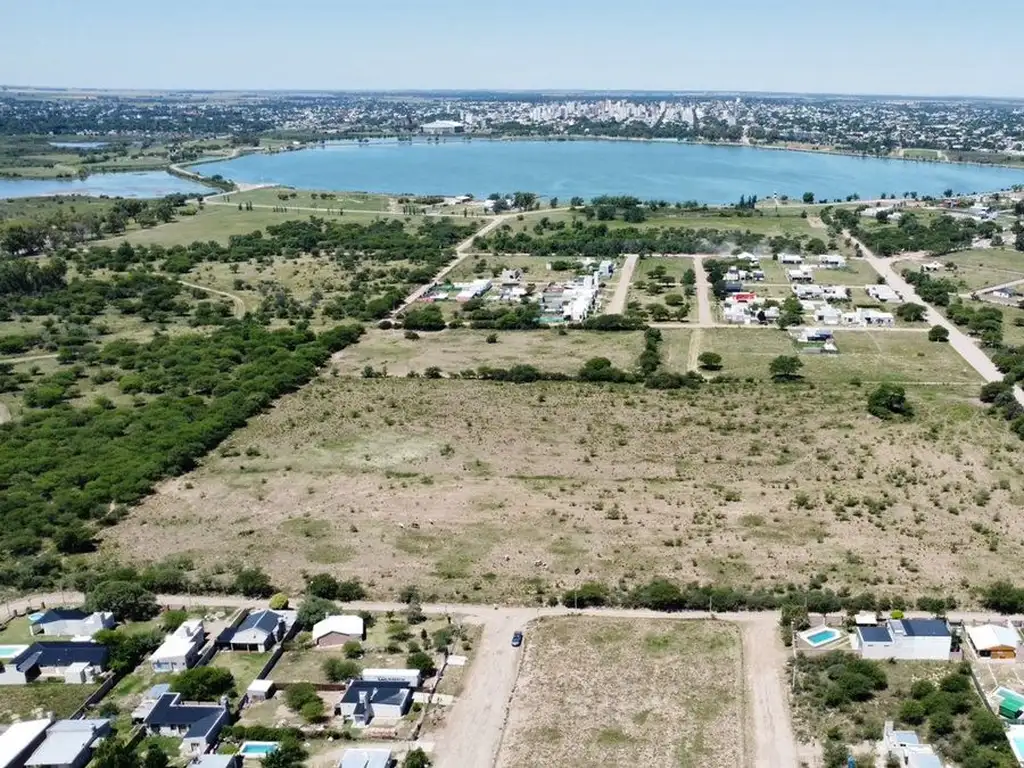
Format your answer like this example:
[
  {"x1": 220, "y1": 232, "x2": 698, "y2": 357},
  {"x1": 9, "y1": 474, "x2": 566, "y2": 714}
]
[
  {"x1": 14, "y1": 642, "x2": 108, "y2": 672},
  {"x1": 235, "y1": 610, "x2": 280, "y2": 637},
  {"x1": 144, "y1": 692, "x2": 226, "y2": 738},
  {"x1": 858, "y1": 626, "x2": 893, "y2": 643},
  {"x1": 313, "y1": 615, "x2": 364, "y2": 642},
  {"x1": 340, "y1": 748, "x2": 392, "y2": 768},
  {"x1": 25, "y1": 719, "x2": 110, "y2": 766},
  {"x1": 0, "y1": 719, "x2": 50, "y2": 768},
  {"x1": 900, "y1": 619, "x2": 950, "y2": 638},
  {"x1": 340, "y1": 680, "x2": 412, "y2": 707}
]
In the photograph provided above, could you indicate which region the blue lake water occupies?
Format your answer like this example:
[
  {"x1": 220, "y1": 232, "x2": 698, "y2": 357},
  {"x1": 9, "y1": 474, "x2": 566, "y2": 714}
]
[
  {"x1": 0, "y1": 171, "x2": 212, "y2": 199},
  {"x1": 194, "y1": 139, "x2": 1024, "y2": 203}
]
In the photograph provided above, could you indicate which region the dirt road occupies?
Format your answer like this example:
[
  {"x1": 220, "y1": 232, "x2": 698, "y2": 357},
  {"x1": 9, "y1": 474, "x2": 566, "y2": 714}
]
[
  {"x1": 605, "y1": 253, "x2": 639, "y2": 314},
  {"x1": 850, "y1": 232, "x2": 1024, "y2": 407},
  {"x1": 692, "y1": 255, "x2": 715, "y2": 326},
  {"x1": 742, "y1": 614, "x2": 798, "y2": 768},
  {"x1": 176, "y1": 279, "x2": 247, "y2": 318},
  {"x1": 0, "y1": 403, "x2": 10, "y2": 425}
]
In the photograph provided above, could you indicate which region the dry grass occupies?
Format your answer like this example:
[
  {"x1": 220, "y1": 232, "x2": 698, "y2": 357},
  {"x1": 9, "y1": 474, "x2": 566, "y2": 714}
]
[
  {"x1": 105, "y1": 364, "x2": 1024, "y2": 605},
  {"x1": 496, "y1": 617, "x2": 743, "y2": 768}
]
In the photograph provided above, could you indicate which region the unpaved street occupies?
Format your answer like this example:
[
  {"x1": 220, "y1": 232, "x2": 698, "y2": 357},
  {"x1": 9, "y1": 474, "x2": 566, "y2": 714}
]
[
  {"x1": 692, "y1": 255, "x2": 714, "y2": 325},
  {"x1": 742, "y1": 614, "x2": 798, "y2": 768},
  {"x1": 606, "y1": 253, "x2": 639, "y2": 314}
]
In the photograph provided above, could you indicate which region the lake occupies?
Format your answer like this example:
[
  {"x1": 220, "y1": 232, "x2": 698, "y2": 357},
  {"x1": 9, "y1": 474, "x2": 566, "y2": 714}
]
[
  {"x1": 193, "y1": 139, "x2": 1024, "y2": 203},
  {"x1": 0, "y1": 171, "x2": 212, "y2": 200}
]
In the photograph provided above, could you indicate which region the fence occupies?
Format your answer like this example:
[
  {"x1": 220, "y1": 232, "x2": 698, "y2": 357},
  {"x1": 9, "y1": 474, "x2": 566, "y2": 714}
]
[{"x1": 67, "y1": 671, "x2": 124, "y2": 720}]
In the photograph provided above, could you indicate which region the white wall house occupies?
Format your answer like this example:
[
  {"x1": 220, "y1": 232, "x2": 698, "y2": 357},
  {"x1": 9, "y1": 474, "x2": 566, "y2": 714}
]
[
  {"x1": 151, "y1": 620, "x2": 206, "y2": 673},
  {"x1": 853, "y1": 619, "x2": 951, "y2": 661}
]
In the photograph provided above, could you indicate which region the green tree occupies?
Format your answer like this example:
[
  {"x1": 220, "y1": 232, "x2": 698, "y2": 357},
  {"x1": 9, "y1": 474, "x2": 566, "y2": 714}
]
[
  {"x1": 306, "y1": 573, "x2": 340, "y2": 599},
  {"x1": 269, "y1": 593, "x2": 289, "y2": 610},
  {"x1": 300, "y1": 696, "x2": 326, "y2": 723},
  {"x1": 867, "y1": 383, "x2": 913, "y2": 419},
  {"x1": 927, "y1": 325, "x2": 949, "y2": 342},
  {"x1": 262, "y1": 741, "x2": 307, "y2": 768},
  {"x1": 171, "y1": 666, "x2": 235, "y2": 701},
  {"x1": 895, "y1": 303, "x2": 926, "y2": 322},
  {"x1": 404, "y1": 748, "x2": 432, "y2": 768},
  {"x1": 898, "y1": 699, "x2": 926, "y2": 725},
  {"x1": 297, "y1": 596, "x2": 337, "y2": 630},
  {"x1": 343, "y1": 640, "x2": 364, "y2": 659},
  {"x1": 407, "y1": 650, "x2": 437, "y2": 677},
  {"x1": 161, "y1": 610, "x2": 188, "y2": 633},
  {"x1": 86, "y1": 580, "x2": 159, "y2": 621},
  {"x1": 697, "y1": 352, "x2": 723, "y2": 371},
  {"x1": 233, "y1": 567, "x2": 274, "y2": 598},
  {"x1": 91, "y1": 738, "x2": 137, "y2": 768},
  {"x1": 769, "y1": 355, "x2": 803, "y2": 381},
  {"x1": 323, "y1": 658, "x2": 362, "y2": 683},
  {"x1": 143, "y1": 743, "x2": 169, "y2": 768},
  {"x1": 802, "y1": 192, "x2": 815, "y2": 205}
]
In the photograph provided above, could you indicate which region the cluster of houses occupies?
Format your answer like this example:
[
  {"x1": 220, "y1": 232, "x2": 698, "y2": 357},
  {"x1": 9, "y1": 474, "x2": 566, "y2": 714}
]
[{"x1": 538, "y1": 260, "x2": 614, "y2": 323}]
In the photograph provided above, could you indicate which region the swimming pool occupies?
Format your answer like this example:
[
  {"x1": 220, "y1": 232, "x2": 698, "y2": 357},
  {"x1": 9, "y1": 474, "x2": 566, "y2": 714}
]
[
  {"x1": 0, "y1": 645, "x2": 29, "y2": 660},
  {"x1": 238, "y1": 742, "x2": 280, "y2": 759},
  {"x1": 1006, "y1": 725, "x2": 1024, "y2": 762},
  {"x1": 799, "y1": 627, "x2": 843, "y2": 648}
]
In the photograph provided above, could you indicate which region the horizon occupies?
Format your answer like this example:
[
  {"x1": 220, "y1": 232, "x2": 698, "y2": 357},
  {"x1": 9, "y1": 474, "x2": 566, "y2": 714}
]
[{"x1": 5, "y1": 0, "x2": 1024, "y2": 98}]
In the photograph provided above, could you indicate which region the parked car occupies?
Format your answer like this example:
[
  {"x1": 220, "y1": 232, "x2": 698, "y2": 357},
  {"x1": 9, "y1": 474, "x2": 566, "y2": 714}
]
[{"x1": 511, "y1": 631, "x2": 523, "y2": 647}]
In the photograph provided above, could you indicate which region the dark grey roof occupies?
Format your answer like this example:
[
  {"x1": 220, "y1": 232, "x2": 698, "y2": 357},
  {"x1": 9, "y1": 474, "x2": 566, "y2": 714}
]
[
  {"x1": 234, "y1": 610, "x2": 279, "y2": 637},
  {"x1": 901, "y1": 619, "x2": 950, "y2": 638},
  {"x1": 858, "y1": 626, "x2": 893, "y2": 643},
  {"x1": 340, "y1": 680, "x2": 412, "y2": 708},
  {"x1": 14, "y1": 642, "x2": 108, "y2": 671},
  {"x1": 31, "y1": 608, "x2": 89, "y2": 624},
  {"x1": 145, "y1": 692, "x2": 225, "y2": 739}
]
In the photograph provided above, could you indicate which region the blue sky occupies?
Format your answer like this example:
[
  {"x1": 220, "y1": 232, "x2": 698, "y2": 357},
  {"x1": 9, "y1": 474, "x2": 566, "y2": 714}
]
[{"x1": 3, "y1": 0, "x2": 1022, "y2": 97}]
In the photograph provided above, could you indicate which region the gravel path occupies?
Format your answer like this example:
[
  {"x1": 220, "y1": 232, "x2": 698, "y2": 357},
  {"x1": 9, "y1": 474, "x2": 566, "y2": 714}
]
[{"x1": 606, "y1": 253, "x2": 639, "y2": 314}]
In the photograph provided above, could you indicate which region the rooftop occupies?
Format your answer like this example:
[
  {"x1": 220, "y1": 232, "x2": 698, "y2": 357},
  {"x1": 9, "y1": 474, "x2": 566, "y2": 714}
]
[
  {"x1": 340, "y1": 748, "x2": 393, "y2": 768},
  {"x1": 899, "y1": 619, "x2": 950, "y2": 638},
  {"x1": 144, "y1": 692, "x2": 226, "y2": 739},
  {"x1": 0, "y1": 719, "x2": 51, "y2": 768},
  {"x1": 313, "y1": 615, "x2": 364, "y2": 642},
  {"x1": 859, "y1": 626, "x2": 894, "y2": 643},
  {"x1": 340, "y1": 680, "x2": 413, "y2": 708},
  {"x1": 13, "y1": 641, "x2": 109, "y2": 672},
  {"x1": 25, "y1": 719, "x2": 110, "y2": 767},
  {"x1": 235, "y1": 610, "x2": 280, "y2": 637}
]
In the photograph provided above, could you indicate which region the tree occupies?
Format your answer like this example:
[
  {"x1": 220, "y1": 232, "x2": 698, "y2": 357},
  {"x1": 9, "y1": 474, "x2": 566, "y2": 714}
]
[
  {"x1": 263, "y1": 741, "x2": 307, "y2": 768},
  {"x1": 87, "y1": 580, "x2": 159, "y2": 621},
  {"x1": 549, "y1": 197, "x2": 559, "y2": 208},
  {"x1": 898, "y1": 699, "x2": 926, "y2": 725},
  {"x1": 895, "y1": 303, "x2": 926, "y2": 322},
  {"x1": 1016, "y1": 230, "x2": 1024, "y2": 253},
  {"x1": 300, "y1": 696, "x2": 326, "y2": 723},
  {"x1": 802, "y1": 192, "x2": 815, "y2": 204},
  {"x1": 343, "y1": 640, "x2": 364, "y2": 659},
  {"x1": 172, "y1": 666, "x2": 235, "y2": 701},
  {"x1": 161, "y1": 609, "x2": 188, "y2": 633},
  {"x1": 927, "y1": 325, "x2": 949, "y2": 342},
  {"x1": 297, "y1": 596, "x2": 337, "y2": 630},
  {"x1": 407, "y1": 650, "x2": 437, "y2": 677},
  {"x1": 91, "y1": 738, "x2": 137, "y2": 768},
  {"x1": 867, "y1": 383, "x2": 913, "y2": 419},
  {"x1": 324, "y1": 657, "x2": 362, "y2": 683},
  {"x1": 306, "y1": 573, "x2": 340, "y2": 599},
  {"x1": 95, "y1": 629, "x2": 162, "y2": 675},
  {"x1": 404, "y1": 748, "x2": 432, "y2": 768},
  {"x1": 233, "y1": 567, "x2": 274, "y2": 598},
  {"x1": 269, "y1": 593, "x2": 289, "y2": 610},
  {"x1": 769, "y1": 355, "x2": 803, "y2": 381},
  {"x1": 697, "y1": 352, "x2": 723, "y2": 371},
  {"x1": 143, "y1": 743, "x2": 169, "y2": 768}
]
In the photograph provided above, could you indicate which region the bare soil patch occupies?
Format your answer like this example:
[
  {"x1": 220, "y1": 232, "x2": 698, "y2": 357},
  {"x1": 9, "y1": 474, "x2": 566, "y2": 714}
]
[{"x1": 496, "y1": 617, "x2": 743, "y2": 768}]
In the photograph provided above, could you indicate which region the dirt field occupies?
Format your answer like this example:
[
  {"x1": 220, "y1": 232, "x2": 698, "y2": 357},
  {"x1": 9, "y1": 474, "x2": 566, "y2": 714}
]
[
  {"x1": 106, "y1": 357, "x2": 1024, "y2": 604},
  {"x1": 496, "y1": 617, "x2": 743, "y2": 768}
]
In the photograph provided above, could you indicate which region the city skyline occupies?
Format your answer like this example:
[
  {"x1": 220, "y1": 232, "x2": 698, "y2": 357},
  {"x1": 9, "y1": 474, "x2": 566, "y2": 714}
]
[{"x1": 4, "y1": 0, "x2": 1024, "y2": 98}]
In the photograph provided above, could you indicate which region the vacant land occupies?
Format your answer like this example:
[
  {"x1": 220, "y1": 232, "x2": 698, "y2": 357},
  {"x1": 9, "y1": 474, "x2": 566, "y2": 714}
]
[
  {"x1": 447, "y1": 253, "x2": 593, "y2": 283},
  {"x1": 217, "y1": 187, "x2": 390, "y2": 212},
  {"x1": 694, "y1": 328, "x2": 981, "y2": 385},
  {"x1": 938, "y1": 248, "x2": 1024, "y2": 291},
  {"x1": 107, "y1": 344, "x2": 1022, "y2": 603},
  {"x1": 497, "y1": 617, "x2": 743, "y2": 768},
  {"x1": 333, "y1": 328, "x2": 644, "y2": 377},
  {"x1": 0, "y1": 682, "x2": 99, "y2": 723},
  {"x1": 210, "y1": 651, "x2": 271, "y2": 690}
]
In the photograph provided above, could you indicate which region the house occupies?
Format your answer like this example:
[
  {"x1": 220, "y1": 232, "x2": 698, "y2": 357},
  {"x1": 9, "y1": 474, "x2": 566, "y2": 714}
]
[
  {"x1": 814, "y1": 305, "x2": 842, "y2": 325},
  {"x1": 921, "y1": 262, "x2": 943, "y2": 273},
  {"x1": 143, "y1": 692, "x2": 229, "y2": 756},
  {"x1": 0, "y1": 719, "x2": 50, "y2": 768},
  {"x1": 151, "y1": 619, "x2": 206, "y2": 673},
  {"x1": 821, "y1": 285, "x2": 849, "y2": 301},
  {"x1": 25, "y1": 719, "x2": 111, "y2": 768},
  {"x1": 751, "y1": 269, "x2": 766, "y2": 281},
  {"x1": 788, "y1": 268, "x2": 814, "y2": 283},
  {"x1": 499, "y1": 268, "x2": 522, "y2": 286},
  {"x1": 27, "y1": 609, "x2": 115, "y2": 638},
  {"x1": 884, "y1": 722, "x2": 944, "y2": 768},
  {"x1": 738, "y1": 252, "x2": 759, "y2": 265},
  {"x1": 867, "y1": 284, "x2": 902, "y2": 303},
  {"x1": 966, "y1": 623, "x2": 1020, "y2": 659},
  {"x1": 818, "y1": 254, "x2": 847, "y2": 268},
  {"x1": 189, "y1": 757, "x2": 240, "y2": 768},
  {"x1": 723, "y1": 304, "x2": 754, "y2": 325},
  {"x1": 340, "y1": 748, "x2": 393, "y2": 768},
  {"x1": 780, "y1": 253, "x2": 804, "y2": 265},
  {"x1": 792, "y1": 284, "x2": 823, "y2": 299},
  {"x1": 0, "y1": 642, "x2": 108, "y2": 686},
  {"x1": 723, "y1": 280, "x2": 743, "y2": 293},
  {"x1": 861, "y1": 309, "x2": 894, "y2": 327},
  {"x1": 362, "y1": 668, "x2": 422, "y2": 687},
  {"x1": 598, "y1": 260, "x2": 615, "y2": 278},
  {"x1": 420, "y1": 120, "x2": 464, "y2": 135},
  {"x1": 852, "y1": 619, "x2": 951, "y2": 661},
  {"x1": 132, "y1": 683, "x2": 172, "y2": 722},
  {"x1": 313, "y1": 616, "x2": 365, "y2": 647},
  {"x1": 336, "y1": 681, "x2": 414, "y2": 726},
  {"x1": 455, "y1": 279, "x2": 491, "y2": 302},
  {"x1": 222, "y1": 609, "x2": 288, "y2": 652},
  {"x1": 799, "y1": 328, "x2": 834, "y2": 343}
]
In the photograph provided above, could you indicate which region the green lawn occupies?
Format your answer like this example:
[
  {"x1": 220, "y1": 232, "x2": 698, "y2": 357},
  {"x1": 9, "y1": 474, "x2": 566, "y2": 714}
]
[
  {"x1": 937, "y1": 248, "x2": 1024, "y2": 292},
  {"x1": 209, "y1": 651, "x2": 272, "y2": 689},
  {"x1": 0, "y1": 617, "x2": 37, "y2": 644},
  {"x1": 0, "y1": 682, "x2": 100, "y2": 724},
  {"x1": 447, "y1": 253, "x2": 588, "y2": 282},
  {"x1": 219, "y1": 187, "x2": 391, "y2": 212}
]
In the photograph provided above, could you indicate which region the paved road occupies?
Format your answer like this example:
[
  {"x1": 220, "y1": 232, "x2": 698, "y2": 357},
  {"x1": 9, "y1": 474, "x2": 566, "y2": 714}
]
[
  {"x1": 849, "y1": 232, "x2": 1024, "y2": 407},
  {"x1": 176, "y1": 279, "x2": 247, "y2": 318},
  {"x1": 692, "y1": 255, "x2": 715, "y2": 326},
  {"x1": 606, "y1": 253, "x2": 639, "y2": 314}
]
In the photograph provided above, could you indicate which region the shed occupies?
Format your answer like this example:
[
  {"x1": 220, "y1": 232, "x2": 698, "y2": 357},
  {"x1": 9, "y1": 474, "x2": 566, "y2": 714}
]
[
  {"x1": 339, "y1": 748, "x2": 393, "y2": 768},
  {"x1": 966, "y1": 624, "x2": 1020, "y2": 659},
  {"x1": 999, "y1": 689, "x2": 1024, "y2": 721},
  {"x1": 247, "y1": 679, "x2": 275, "y2": 701},
  {"x1": 312, "y1": 615, "x2": 365, "y2": 647}
]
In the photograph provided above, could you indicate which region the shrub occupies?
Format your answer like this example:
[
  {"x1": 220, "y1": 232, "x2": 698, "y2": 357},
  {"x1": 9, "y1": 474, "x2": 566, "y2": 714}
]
[
  {"x1": 323, "y1": 658, "x2": 362, "y2": 683},
  {"x1": 697, "y1": 352, "x2": 723, "y2": 371},
  {"x1": 285, "y1": 682, "x2": 319, "y2": 712},
  {"x1": 561, "y1": 582, "x2": 611, "y2": 608},
  {"x1": 269, "y1": 593, "x2": 289, "y2": 610},
  {"x1": 342, "y1": 641, "x2": 364, "y2": 659},
  {"x1": 404, "y1": 330, "x2": 420, "y2": 340},
  {"x1": 161, "y1": 609, "x2": 188, "y2": 633},
  {"x1": 867, "y1": 383, "x2": 913, "y2": 419},
  {"x1": 172, "y1": 666, "x2": 235, "y2": 701},
  {"x1": 86, "y1": 581, "x2": 159, "y2": 621},
  {"x1": 927, "y1": 325, "x2": 949, "y2": 342},
  {"x1": 406, "y1": 651, "x2": 437, "y2": 677},
  {"x1": 485, "y1": 333, "x2": 498, "y2": 344}
]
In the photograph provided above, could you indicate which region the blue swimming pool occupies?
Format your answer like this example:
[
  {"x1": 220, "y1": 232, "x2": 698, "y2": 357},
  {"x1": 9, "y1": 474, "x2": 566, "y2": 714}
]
[
  {"x1": 0, "y1": 645, "x2": 28, "y2": 659},
  {"x1": 238, "y1": 741, "x2": 279, "y2": 758},
  {"x1": 799, "y1": 627, "x2": 843, "y2": 648}
]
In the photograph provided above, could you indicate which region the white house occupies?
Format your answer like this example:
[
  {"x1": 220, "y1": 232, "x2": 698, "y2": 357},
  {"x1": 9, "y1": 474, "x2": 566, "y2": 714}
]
[
  {"x1": 853, "y1": 619, "x2": 951, "y2": 660},
  {"x1": 822, "y1": 285, "x2": 850, "y2": 301},
  {"x1": 818, "y1": 254, "x2": 847, "y2": 268},
  {"x1": 884, "y1": 722, "x2": 944, "y2": 768},
  {"x1": 340, "y1": 749, "x2": 392, "y2": 768},
  {"x1": 867, "y1": 284, "x2": 902, "y2": 303},
  {"x1": 788, "y1": 267, "x2": 814, "y2": 283},
  {"x1": 25, "y1": 718, "x2": 111, "y2": 768},
  {"x1": 27, "y1": 609, "x2": 115, "y2": 638},
  {"x1": 814, "y1": 305, "x2": 842, "y2": 325},
  {"x1": 151, "y1": 620, "x2": 206, "y2": 673},
  {"x1": 335, "y1": 681, "x2": 413, "y2": 726},
  {"x1": 420, "y1": 120, "x2": 464, "y2": 135},
  {"x1": 455, "y1": 279, "x2": 491, "y2": 302},
  {"x1": 312, "y1": 615, "x2": 365, "y2": 648},
  {"x1": 792, "y1": 284, "x2": 823, "y2": 299},
  {"x1": 780, "y1": 253, "x2": 804, "y2": 265},
  {"x1": 0, "y1": 719, "x2": 51, "y2": 768}
]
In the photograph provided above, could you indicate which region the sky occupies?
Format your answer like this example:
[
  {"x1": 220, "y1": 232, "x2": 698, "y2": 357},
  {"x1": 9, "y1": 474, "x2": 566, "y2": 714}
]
[{"x1": 3, "y1": 0, "x2": 1023, "y2": 98}]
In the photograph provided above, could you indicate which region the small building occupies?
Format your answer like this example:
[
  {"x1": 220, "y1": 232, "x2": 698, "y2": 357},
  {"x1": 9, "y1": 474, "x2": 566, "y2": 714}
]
[
  {"x1": 499, "y1": 268, "x2": 523, "y2": 286},
  {"x1": 27, "y1": 609, "x2": 115, "y2": 638},
  {"x1": 861, "y1": 309, "x2": 894, "y2": 327},
  {"x1": 339, "y1": 748, "x2": 393, "y2": 768},
  {"x1": 361, "y1": 668, "x2": 423, "y2": 687},
  {"x1": 0, "y1": 642, "x2": 108, "y2": 686},
  {"x1": 336, "y1": 681, "x2": 414, "y2": 726},
  {"x1": 723, "y1": 280, "x2": 744, "y2": 293},
  {"x1": 597, "y1": 260, "x2": 614, "y2": 278},
  {"x1": 189, "y1": 756, "x2": 240, "y2": 768},
  {"x1": 143, "y1": 692, "x2": 229, "y2": 757},
  {"x1": 853, "y1": 619, "x2": 951, "y2": 661},
  {"x1": 921, "y1": 262, "x2": 943, "y2": 273},
  {"x1": 420, "y1": 120, "x2": 464, "y2": 135},
  {"x1": 814, "y1": 305, "x2": 842, "y2": 325},
  {"x1": 792, "y1": 284, "x2": 823, "y2": 299},
  {"x1": 313, "y1": 616, "x2": 365, "y2": 647},
  {"x1": 751, "y1": 269, "x2": 766, "y2": 281},
  {"x1": 867, "y1": 284, "x2": 902, "y2": 303},
  {"x1": 818, "y1": 254, "x2": 847, "y2": 268},
  {"x1": 25, "y1": 718, "x2": 111, "y2": 768},
  {"x1": 821, "y1": 285, "x2": 849, "y2": 301},
  {"x1": 780, "y1": 253, "x2": 804, "y2": 265},
  {"x1": 222, "y1": 609, "x2": 287, "y2": 652},
  {"x1": 455, "y1": 279, "x2": 492, "y2": 302},
  {"x1": 738, "y1": 252, "x2": 759, "y2": 265},
  {"x1": 151, "y1": 619, "x2": 206, "y2": 673},
  {"x1": 0, "y1": 719, "x2": 51, "y2": 768},
  {"x1": 884, "y1": 721, "x2": 944, "y2": 768},
  {"x1": 132, "y1": 684, "x2": 172, "y2": 722},
  {"x1": 788, "y1": 268, "x2": 814, "y2": 283},
  {"x1": 966, "y1": 623, "x2": 1020, "y2": 659},
  {"x1": 246, "y1": 679, "x2": 275, "y2": 702},
  {"x1": 997, "y1": 688, "x2": 1024, "y2": 721}
]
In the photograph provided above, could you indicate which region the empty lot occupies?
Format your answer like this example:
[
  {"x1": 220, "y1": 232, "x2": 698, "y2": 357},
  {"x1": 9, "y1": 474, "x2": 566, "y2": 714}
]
[{"x1": 496, "y1": 617, "x2": 744, "y2": 768}]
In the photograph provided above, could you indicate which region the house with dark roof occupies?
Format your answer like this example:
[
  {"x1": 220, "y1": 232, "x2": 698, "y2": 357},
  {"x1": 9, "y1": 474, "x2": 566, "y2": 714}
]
[
  {"x1": 0, "y1": 642, "x2": 109, "y2": 686},
  {"x1": 218, "y1": 609, "x2": 289, "y2": 652},
  {"x1": 142, "y1": 692, "x2": 229, "y2": 757},
  {"x1": 853, "y1": 618, "x2": 951, "y2": 661},
  {"x1": 335, "y1": 680, "x2": 413, "y2": 726},
  {"x1": 28, "y1": 609, "x2": 115, "y2": 638}
]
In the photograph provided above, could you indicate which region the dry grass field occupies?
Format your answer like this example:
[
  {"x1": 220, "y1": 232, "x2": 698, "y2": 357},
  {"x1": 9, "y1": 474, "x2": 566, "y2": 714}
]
[
  {"x1": 496, "y1": 617, "x2": 743, "y2": 768},
  {"x1": 939, "y1": 248, "x2": 1024, "y2": 291},
  {"x1": 106, "y1": 332, "x2": 1024, "y2": 603}
]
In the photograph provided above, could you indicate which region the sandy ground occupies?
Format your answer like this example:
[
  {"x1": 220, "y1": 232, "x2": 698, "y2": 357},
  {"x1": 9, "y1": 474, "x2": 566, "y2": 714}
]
[
  {"x1": 0, "y1": 403, "x2": 9, "y2": 425},
  {"x1": 606, "y1": 253, "x2": 639, "y2": 314},
  {"x1": 742, "y1": 614, "x2": 798, "y2": 768}
]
